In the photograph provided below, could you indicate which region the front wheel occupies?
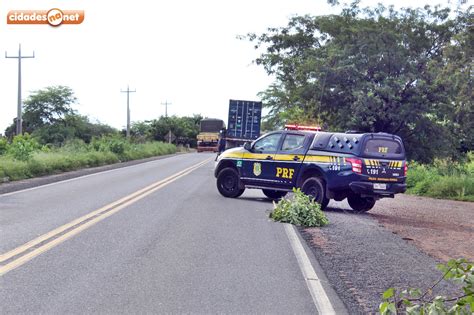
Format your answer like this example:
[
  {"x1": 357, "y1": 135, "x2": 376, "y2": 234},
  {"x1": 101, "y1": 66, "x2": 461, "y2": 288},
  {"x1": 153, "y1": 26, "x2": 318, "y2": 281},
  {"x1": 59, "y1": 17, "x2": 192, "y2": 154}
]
[
  {"x1": 301, "y1": 177, "x2": 329, "y2": 210},
  {"x1": 347, "y1": 194, "x2": 376, "y2": 212},
  {"x1": 216, "y1": 167, "x2": 245, "y2": 198},
  {"x1": 262, "y1": 189, "x2": 287, "y2": 200}
]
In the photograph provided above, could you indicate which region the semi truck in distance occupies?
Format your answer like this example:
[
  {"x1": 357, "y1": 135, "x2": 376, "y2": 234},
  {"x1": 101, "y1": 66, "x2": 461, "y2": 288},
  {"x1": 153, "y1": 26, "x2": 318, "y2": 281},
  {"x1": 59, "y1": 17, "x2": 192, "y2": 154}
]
[{"x1": 197, "y1": 118, "x2": 225, "y2": 152}]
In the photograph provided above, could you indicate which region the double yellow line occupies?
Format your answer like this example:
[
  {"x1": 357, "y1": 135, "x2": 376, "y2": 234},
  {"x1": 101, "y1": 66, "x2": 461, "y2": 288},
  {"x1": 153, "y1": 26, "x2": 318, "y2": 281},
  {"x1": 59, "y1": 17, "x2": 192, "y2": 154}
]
[{"x1": 0, "y1": 158, "x2": 212, "y2": 276}]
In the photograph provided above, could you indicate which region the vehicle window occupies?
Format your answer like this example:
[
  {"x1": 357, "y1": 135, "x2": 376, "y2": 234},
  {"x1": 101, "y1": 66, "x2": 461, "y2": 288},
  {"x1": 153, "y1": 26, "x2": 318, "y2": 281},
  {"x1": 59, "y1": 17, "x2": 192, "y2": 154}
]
[
  {"x1": 364, "y1": 139, "x2": 402, "y2": 156},
  {"x1": 253, "y1": 133, "x2": 281, "y2": 153},
  {"x1": 281, "y1": 134, "x2": 305, "y2": 151}
]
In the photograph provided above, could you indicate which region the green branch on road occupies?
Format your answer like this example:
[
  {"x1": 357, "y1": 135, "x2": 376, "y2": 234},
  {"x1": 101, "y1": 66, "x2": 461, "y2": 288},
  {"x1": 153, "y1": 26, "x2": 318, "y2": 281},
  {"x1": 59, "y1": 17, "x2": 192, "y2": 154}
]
[{"x1": 270, "y1": 188, "x2": 329, "y2": 227}]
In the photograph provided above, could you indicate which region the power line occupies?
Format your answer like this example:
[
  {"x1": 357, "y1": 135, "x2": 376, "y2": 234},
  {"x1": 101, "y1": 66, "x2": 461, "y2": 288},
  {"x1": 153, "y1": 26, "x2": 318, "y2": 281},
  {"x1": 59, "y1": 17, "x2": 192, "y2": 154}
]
[
  {"x1": 161, "y1": 100, "x2": 172, "y2": 118},
  {"x1": 120, "y1": 85, "x2": 136, "y2": 138},
  {"x1": 5, "y1": 44, "x2": 35, "y2": 135}
]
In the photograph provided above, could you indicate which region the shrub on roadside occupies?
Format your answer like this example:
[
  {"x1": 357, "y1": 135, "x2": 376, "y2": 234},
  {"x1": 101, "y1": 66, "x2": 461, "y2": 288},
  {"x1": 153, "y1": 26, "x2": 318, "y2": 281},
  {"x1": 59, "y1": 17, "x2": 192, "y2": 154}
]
[
  {"x1": 61, "y1": 138, "x2": 89, "y2": 153},
  {"x1": 7, "y1": 134, "x2": 39, "y2": 161},
  {"x1": 0, "y1": 138, "x2": 176, "y2": 182},
  {"x1": 90, "y1": 135, "x2": 130, "y2": 155},
  {"x1": 270, "y1": 188, "x2": 329, "y2": 227},
  {"x1": 407, "y1": 155, "x2": 474, "y2": 201},
  {"x1": 0, "y1": 138, "x2": 8, "y2": 155}
]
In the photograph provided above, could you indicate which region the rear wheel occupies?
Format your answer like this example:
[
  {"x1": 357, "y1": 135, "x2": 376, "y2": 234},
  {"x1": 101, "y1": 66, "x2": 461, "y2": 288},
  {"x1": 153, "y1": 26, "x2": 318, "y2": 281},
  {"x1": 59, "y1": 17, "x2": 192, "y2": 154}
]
[
  {"x1": 301, "y1": 177, "x2": 329, "y2": 210},
  {"x1": 216, "y1": 167, "x2": 245, "y2": 198},
  {"x1": 347, "y1": 194, "x2": 376, "y2": 212},
  {"x1": 262, "y1": 189, "x2": 287, "y2": 200}
]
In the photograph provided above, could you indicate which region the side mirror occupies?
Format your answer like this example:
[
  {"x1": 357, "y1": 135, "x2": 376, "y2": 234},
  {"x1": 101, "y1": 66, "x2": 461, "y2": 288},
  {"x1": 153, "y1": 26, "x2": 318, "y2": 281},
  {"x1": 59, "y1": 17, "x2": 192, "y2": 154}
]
[{"x1": 243, "y1": 142, "x2": 251, "y2": 151}]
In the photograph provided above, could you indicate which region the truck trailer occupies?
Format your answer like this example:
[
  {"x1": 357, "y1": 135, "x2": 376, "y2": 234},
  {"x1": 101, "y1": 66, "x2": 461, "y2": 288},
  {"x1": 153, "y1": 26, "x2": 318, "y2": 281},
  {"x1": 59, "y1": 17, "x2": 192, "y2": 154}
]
[{"x1": 225, "y1": 99, "x2": 262, "y2": 149}]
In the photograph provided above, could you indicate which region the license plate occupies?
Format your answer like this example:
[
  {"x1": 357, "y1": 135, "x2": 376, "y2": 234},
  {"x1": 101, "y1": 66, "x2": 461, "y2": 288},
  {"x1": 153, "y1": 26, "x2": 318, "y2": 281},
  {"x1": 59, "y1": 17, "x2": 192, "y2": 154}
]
[{"x1": 374, "y1": 183, "x2": 387, "y2": 190}]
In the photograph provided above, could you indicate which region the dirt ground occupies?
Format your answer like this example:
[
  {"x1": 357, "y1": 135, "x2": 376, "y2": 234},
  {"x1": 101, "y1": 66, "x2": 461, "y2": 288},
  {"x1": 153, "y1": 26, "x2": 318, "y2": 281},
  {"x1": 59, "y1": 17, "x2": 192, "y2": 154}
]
[{"x1": 369, "y1": 194, "x2": 474, "y2": 262}]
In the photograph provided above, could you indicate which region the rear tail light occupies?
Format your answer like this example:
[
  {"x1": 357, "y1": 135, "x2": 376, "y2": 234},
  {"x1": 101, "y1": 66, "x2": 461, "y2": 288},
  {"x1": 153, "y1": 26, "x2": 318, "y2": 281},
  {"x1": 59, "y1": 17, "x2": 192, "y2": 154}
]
[
  {"x1": 404, "y1": 162, "x2": 408, "y2": 176},
  {"x1": 346, "y1": 158, "x2": 362, "y2": 174}
]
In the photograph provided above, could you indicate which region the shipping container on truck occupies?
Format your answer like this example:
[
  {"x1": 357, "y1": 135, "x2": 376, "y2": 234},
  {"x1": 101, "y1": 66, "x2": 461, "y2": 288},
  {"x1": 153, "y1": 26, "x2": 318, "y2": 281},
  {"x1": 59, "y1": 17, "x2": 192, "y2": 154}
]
[
  {"x1": 197, "y1": 118, "x2": 225, "y2": 152},
  {"x1": 225, "y1": 99, "x2": 262, "y2": 149}
]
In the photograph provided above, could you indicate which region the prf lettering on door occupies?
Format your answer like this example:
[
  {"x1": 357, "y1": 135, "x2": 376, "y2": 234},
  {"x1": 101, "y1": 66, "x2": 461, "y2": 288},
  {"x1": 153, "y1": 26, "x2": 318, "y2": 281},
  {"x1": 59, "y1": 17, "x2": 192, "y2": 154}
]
[{"x1": 276, "y1": 167, "x2": 294, "y2": 179}]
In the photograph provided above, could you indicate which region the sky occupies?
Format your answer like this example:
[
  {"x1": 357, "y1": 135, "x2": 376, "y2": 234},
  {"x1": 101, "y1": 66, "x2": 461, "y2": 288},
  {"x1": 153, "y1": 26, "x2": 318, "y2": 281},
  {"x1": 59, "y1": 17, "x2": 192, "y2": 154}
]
[{"x1": 0, "y1": 0, "x2": 462, "y2": 134}]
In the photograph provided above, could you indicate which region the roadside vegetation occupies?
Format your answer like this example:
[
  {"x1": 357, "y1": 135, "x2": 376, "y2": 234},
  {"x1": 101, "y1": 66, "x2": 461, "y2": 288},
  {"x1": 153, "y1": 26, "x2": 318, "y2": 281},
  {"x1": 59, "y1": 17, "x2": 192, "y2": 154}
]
[
  {"x1": 0, "y1": 85, "x2": 203, "y2": 183},
  {"x1": 270, "y1": 188, "x2": 329, "y2": 227},
  {"x1": 406, "y1": 154, "x2": 474, "y2": 202},
  {"x1": 0, "y1": 134, "x2": 175, "y2": 182},
  {"x1": 380, "y1": 258, "x2": 474, "y2": 315}
]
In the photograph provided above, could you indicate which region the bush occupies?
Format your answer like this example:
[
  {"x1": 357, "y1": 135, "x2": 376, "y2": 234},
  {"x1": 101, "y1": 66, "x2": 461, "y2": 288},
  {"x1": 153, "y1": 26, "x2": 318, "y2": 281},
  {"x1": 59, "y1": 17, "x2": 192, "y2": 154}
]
[
  {"x1": 407, "y1": 155, "x2": 474, "y2": 201},
  {"x1": 0, "y1": 137, "x2": 176, "y2": 182},
  {"x1": 0, "y1": 138, "x2": 7, "y2": 155},
  {"x1": 270, "y1": 188, "x2": 329, "y2": 227},
  {"x1": 61, "y1": 138, "x2": 89, "y2": 153},
  {"x1": 90, "y1": 135, "x2": 130, "y2": 155},
  {"x1": 7, "y1": 134, "x2": 39, "y2": 161}
]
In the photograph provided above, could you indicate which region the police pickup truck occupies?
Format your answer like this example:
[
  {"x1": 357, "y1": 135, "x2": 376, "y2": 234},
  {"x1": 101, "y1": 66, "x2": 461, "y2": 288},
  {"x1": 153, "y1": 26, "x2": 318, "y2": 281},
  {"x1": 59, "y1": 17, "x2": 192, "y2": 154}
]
[{"x1": 214, "y1": 125, "x2": 407, "y2": 212}]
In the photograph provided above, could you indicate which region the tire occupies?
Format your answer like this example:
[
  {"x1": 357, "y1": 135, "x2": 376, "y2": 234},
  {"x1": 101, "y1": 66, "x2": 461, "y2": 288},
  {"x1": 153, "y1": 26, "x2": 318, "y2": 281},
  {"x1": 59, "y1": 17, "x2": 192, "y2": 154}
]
[
  {"x1": 301, "y1": 177, "x2": 329, "y2": 210},
  {"x1": 321, "y1": 197, "x2": 330, "y2": 210},
  {"x1": 262, "y1": 189, "x2": 288, "y2": 200},
  {"x1": 347, "y1": 194, "x2": 376, "y2": 212},
  {"x1": 216, "y1": 167, "x2": 245, "y2": 198}
]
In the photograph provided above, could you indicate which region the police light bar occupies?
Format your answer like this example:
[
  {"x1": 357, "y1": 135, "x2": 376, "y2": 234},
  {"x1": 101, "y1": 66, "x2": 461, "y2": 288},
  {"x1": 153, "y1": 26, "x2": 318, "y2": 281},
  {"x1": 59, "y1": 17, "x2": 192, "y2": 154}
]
[{"x1": 284, "y1": 124, "x2": 321, "y2": 131}]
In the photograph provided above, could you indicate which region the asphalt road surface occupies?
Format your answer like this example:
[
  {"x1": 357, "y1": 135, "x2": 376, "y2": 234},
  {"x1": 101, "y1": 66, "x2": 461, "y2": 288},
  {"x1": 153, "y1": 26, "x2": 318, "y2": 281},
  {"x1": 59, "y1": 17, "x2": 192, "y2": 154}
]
[{"x1": 0, "y1": 153, "x2": 345, "y2": 314}]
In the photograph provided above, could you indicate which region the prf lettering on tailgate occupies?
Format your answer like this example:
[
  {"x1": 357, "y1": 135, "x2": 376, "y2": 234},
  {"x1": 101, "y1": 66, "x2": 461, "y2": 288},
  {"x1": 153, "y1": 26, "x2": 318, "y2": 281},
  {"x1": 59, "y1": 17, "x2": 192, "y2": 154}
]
[{"x1": 276, "y1": 167, "x2": 294, "y2": 179}]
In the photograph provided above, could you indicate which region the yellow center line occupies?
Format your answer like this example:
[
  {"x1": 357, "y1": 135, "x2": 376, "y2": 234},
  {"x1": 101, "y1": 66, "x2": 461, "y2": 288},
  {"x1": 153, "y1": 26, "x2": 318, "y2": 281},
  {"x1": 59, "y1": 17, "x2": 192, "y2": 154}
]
[{"x1": 0, "y1": 157, "x2": 212, "y2": 276}]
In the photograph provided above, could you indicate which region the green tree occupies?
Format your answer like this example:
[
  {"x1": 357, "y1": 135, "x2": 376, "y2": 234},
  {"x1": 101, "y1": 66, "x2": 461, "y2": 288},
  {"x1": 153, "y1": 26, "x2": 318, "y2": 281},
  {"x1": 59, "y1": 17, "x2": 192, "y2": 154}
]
[
  {"x1": 3, "y1": 86, "x2": 117, "y2": 145},
  {"x1": 148, "y1": 115, "x2": 202, "y2": 146},
  {"x1": 434, "y1": 10, "x2": 473, "y2": 154},
  {"x1": 130, "y1": 121, "x2": 153, "y2": 139},
  {"x1": 22, "y1": 86, "x2": 77, "y2": 132},
  {"x1": 247, "y1": 3, "x2": 473, "y2": 162},
  {"x1": 64, "y1": 114, "x2": 117, "y2": 144}
]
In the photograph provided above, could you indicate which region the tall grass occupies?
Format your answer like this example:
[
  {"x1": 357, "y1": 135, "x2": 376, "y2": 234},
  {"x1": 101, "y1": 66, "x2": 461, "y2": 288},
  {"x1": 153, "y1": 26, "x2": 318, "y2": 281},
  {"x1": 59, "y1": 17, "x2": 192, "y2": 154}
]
[
  {"x1": 406, "y1": 153, "x2": 474, "y2": 202},
  {"x1": 0, "y1": 140, "x2": 176, "y2": 182}
]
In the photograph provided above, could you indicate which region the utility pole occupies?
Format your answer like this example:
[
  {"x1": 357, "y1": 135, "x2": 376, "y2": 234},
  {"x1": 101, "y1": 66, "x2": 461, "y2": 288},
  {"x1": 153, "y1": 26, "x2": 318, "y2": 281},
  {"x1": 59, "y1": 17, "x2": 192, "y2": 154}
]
[
  {"x1": 120, "y1": 85, "x2": 136, "y2": 138},
  {"x1": 161, "y1": 100, "x2": 172, "y2": 118},
  {"x1": 5, "y1": 44, "x2": 35, "y2": 135}
]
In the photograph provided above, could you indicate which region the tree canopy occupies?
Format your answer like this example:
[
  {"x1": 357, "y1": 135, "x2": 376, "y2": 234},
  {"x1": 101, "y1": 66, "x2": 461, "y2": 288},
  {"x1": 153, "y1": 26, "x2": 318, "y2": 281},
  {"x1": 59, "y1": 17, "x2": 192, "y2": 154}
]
[
  {"x1": 4, "y1": 86, "x2": 117, "y2": 145},
  {"x1": 144, "y1": 115, "x2": 202, "y2": 146},
  {"x1": 247, "y1": 3, "x2": 473, "y2": 162}
]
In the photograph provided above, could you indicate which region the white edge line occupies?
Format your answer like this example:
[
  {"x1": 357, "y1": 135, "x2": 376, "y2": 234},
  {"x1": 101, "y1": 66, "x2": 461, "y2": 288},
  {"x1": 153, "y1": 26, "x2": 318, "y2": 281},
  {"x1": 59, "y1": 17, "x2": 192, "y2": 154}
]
[
  {"x1": 284, "y1": 223, "x2": 336, "y2": 315},
  {"x1": 0, "y1": 153, "x2": 188, "y2": 198}
]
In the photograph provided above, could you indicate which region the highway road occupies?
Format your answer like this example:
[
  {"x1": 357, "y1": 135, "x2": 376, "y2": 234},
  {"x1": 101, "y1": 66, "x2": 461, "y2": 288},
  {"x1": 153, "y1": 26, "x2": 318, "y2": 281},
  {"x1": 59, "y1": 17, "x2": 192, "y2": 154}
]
[{"x1": 0, "y1": 153, "x2": 345, "y2": 314}]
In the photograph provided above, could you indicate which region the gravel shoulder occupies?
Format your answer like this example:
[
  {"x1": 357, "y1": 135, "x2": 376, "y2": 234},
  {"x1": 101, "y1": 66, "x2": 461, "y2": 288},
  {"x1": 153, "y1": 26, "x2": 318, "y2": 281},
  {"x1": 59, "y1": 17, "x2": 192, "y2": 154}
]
[{"x1": 301, "y1": 196, "x2": 473, "y2": 314}]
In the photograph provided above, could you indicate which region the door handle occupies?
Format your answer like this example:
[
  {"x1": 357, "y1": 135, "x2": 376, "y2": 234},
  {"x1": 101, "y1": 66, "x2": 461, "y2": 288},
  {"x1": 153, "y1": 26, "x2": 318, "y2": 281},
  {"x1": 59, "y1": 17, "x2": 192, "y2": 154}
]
[
  {"x1": 293, "y1": 156, "x2": 301, "y2": 161},
  {"x1": 266, "y1": 156, "x2": 273, "y2": 160}
]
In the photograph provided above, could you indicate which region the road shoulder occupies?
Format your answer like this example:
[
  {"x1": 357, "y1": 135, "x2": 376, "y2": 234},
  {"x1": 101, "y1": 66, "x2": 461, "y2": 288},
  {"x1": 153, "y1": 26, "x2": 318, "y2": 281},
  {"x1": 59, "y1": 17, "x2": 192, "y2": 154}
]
[{"x1": 300, "y1": 199, "x2": 464, "y2": 313}]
